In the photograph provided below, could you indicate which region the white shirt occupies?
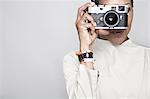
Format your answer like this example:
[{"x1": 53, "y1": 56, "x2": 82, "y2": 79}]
[{"x1": 63, "y1": 38, "x2": 150, "y2": 99}]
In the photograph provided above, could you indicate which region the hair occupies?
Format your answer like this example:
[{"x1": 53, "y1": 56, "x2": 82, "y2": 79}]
[
  {"x1": 97, "y1": 0, "x2": 134, "y2": 7},
  {"x1": 131, "y1": 0, "x2": 134, "y2": 7}
]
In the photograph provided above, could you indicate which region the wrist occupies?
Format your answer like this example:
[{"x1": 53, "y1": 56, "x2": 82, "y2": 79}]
[
  {"x1": 77, "y1": 50, "x2": 95, "y2": 70},
  {"x1": 80, "y1": 44, "x2": 92, "y2": 53}
]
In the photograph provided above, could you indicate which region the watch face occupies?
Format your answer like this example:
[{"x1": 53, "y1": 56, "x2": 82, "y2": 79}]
[
  {"x1": 78, "y1": 52, "x2": 94, "y2": 62},
  {"x1": 86, "y1": 53, "x2": 89, "y2": 58}
]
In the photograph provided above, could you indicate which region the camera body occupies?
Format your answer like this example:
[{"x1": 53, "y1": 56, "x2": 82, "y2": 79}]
[{"x1": 88, "y1": 5, "x2": 129, "y2": 29}]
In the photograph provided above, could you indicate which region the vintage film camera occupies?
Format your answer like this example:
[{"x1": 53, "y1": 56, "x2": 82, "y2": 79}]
[{"x1": 88, "y1": 1, "x2": 129, "y2": 29}]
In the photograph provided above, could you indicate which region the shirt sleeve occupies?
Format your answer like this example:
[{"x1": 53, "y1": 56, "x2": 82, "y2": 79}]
[
  {"x1": 63, "y1": 51, "x2": 99, "y2": 99},
  {"x1": 145, "y1": 48, "x2": 150, "y2": 98},
  {"x1": 139, "y1": 48, "x2": 150, "y2": 99}
]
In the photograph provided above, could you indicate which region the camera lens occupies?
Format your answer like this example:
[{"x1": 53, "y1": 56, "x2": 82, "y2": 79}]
[{"x1": 104, "y1": 10, "x2": 119, "y2": 27}]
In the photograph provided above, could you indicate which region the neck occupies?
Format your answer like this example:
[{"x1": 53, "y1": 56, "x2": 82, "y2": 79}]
[{"x1": 97, "y1": 37, "x2": 129, "y2": 45}]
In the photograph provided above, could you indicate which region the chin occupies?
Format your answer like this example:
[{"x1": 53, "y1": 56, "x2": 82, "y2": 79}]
[
  {"x1": 98, "y1": 31, "x2": 128, "y2": 45},
  {"x1": 110, "y1": 39, "x2": 124, "y2": 45}
]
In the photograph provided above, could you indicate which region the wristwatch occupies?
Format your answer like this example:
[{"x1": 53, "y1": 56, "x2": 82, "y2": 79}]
[{"x1": 78, "y1": 51, "x2": 94, "y2": 62}]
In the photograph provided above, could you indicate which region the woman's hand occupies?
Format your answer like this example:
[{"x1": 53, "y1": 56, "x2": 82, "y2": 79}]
[{"x1": 75, "y1": 2, "x2": 97, "y2": 52}]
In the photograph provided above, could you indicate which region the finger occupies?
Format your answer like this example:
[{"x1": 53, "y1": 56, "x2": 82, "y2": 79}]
[
  {"x1": 78, "y1": 2, "x2": 95, "y2": 14},
  {"x1": 90, "y1": 27, "x2": 96, "y2": 35},
  {"x1": 83, "y1": 13, "x2": 94, "y2": 22},
  {"x1": 80, "y1": 13, "x2": 96, "y2": 28},
  {"x1": 82, "y1": 23, "x2": 94, "y2": 30},
  {"x1": 90, "y1": 32, "x2": 98, "y2": 43},
  {"x1": 77, "y1": 2, "x2": 95, "y2": 21},
  {"x1": 84, "y1": 23, "x2": 96, "y2": 36},
  {"x1": 91, "y1": 32, "x2": 98, "y2": 40}
]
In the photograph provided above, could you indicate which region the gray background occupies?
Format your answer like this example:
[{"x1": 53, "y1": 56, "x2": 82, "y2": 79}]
[{"x1": 0, "y1": 0, "x2": 149, "y2": 99}]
